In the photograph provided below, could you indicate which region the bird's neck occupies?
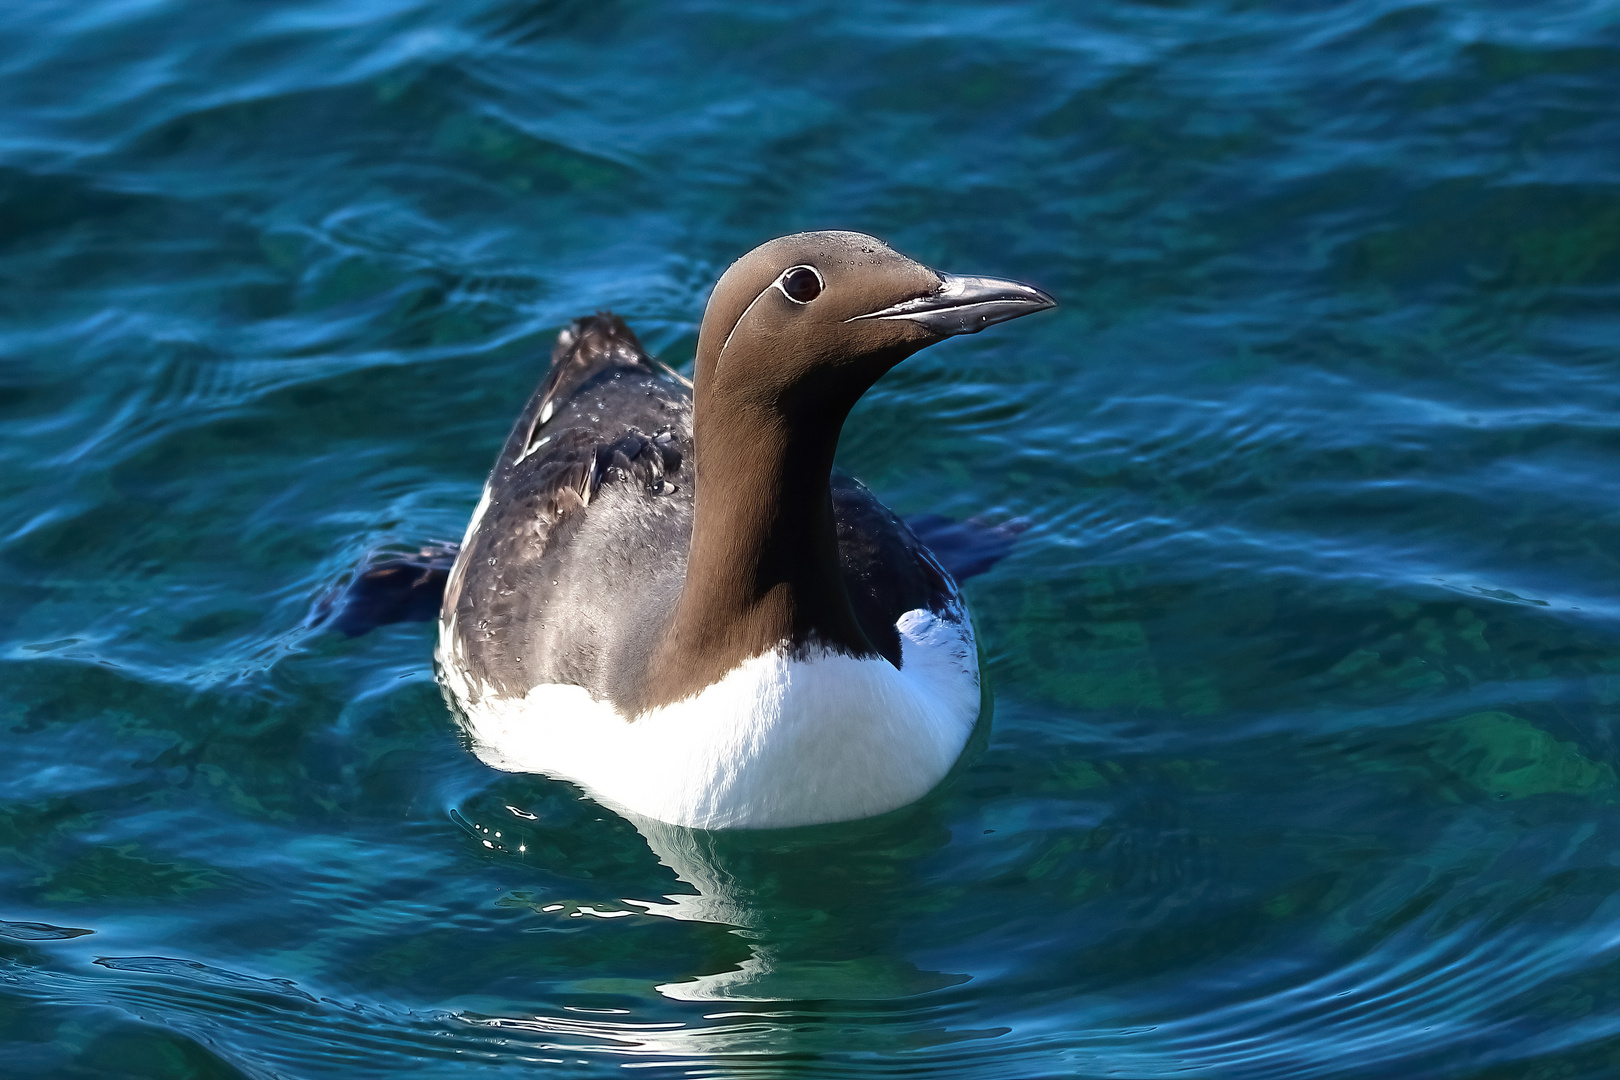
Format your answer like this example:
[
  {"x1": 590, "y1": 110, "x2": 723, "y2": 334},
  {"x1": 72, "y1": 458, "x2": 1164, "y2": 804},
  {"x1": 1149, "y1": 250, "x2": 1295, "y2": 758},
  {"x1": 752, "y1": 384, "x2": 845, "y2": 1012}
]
[{"x1": 641, "y1": 390, "x2": 875, "y2": 710}]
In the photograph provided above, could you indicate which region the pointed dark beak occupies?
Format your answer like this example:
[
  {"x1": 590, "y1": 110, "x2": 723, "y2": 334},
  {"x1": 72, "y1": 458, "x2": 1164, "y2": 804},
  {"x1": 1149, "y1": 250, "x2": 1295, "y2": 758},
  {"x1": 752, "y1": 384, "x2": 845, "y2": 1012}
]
[{"x1": 847, "y1": 272, "x2": 1057, "y2": 336}]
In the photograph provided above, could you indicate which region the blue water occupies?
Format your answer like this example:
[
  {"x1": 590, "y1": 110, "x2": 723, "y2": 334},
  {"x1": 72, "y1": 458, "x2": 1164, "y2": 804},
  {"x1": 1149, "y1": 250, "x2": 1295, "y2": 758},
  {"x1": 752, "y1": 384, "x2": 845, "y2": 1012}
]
[{"x1": 3, "y1": 1, "x2": 1620, "y2": 1076}]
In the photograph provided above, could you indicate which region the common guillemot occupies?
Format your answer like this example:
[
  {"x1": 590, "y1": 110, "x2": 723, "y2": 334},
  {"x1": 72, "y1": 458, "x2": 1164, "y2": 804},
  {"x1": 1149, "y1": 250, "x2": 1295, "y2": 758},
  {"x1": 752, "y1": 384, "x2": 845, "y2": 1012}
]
[{"x1": 437, "y1": 231, "x2": 1054, "y2": 829}]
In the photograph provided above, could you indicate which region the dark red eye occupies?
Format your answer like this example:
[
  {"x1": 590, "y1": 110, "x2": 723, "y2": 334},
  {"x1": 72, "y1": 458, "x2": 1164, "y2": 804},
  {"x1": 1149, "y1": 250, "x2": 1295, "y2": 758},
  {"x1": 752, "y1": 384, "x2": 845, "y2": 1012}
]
[{"x1": 780, "y1": 265, "x2": 823, "y2": 303}]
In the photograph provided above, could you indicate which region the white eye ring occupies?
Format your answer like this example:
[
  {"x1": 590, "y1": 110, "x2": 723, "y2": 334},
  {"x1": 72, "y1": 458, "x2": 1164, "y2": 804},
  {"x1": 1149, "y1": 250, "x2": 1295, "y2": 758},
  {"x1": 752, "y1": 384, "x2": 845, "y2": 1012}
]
[
  {"x1": 773, "y1": 264, "x2": 824, "y2": 304},
  {"x1": 718, "y1": 264, "x2": 826, "y2": 364}
]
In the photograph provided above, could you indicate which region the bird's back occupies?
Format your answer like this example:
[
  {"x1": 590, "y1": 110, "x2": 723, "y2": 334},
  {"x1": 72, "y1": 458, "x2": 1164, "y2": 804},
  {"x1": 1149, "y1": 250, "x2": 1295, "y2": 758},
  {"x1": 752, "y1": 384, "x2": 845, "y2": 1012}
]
[{"x1": 439, "y1": 315, "x2": 962, "y2": 716}]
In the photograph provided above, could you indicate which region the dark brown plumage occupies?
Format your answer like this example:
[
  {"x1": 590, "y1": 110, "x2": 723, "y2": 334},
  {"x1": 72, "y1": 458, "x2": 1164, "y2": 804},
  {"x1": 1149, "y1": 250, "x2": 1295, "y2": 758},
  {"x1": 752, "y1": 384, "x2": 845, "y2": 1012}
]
[{"x1": 440, "y1": 231, "x2": 1054, "y2": 717}]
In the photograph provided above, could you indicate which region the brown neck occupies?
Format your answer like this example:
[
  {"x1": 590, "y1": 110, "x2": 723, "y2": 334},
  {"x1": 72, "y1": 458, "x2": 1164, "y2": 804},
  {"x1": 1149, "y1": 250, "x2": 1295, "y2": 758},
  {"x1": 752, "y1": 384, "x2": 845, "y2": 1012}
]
[{"x1": 641, "y1": 380, "x2": 874, "y2": 709}]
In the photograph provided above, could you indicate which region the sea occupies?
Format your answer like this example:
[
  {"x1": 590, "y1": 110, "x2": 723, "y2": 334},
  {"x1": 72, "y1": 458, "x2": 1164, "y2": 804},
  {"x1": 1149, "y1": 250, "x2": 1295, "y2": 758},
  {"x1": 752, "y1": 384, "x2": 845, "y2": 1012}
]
[{"x1": 2, "y1": 1, "x2": 1619, "y2": 1077}]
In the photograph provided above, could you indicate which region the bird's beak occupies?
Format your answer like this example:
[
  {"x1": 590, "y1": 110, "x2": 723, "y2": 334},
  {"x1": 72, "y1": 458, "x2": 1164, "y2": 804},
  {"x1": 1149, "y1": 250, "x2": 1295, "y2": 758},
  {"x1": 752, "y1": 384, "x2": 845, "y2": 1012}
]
[{"x1": 846, "y1": 272, "x2": 1057, "y2": 336}]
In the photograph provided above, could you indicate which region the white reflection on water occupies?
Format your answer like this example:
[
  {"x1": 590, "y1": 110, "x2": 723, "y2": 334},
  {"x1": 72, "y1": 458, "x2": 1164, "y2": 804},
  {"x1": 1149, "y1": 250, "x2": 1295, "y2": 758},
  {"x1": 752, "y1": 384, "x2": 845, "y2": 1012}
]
[{"x1": 624, "y1": 813, "x2": 971, "y2": 1003}]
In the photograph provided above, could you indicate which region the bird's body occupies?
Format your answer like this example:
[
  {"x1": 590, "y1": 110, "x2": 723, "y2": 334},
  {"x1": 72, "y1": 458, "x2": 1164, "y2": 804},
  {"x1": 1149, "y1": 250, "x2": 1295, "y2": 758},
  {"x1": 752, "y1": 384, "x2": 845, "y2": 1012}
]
[{"x1": 437, "y1": 232, "x2": 1052, "y2": 829}]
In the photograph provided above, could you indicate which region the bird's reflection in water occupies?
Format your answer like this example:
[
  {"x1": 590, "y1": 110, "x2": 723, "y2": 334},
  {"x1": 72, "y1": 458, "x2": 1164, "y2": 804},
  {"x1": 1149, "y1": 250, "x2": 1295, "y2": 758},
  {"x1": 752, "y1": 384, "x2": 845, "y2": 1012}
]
[
  {"x1": 624, "y1": 806, "x2": 970, "y2": 1002},
  {"x1": 447, "y1": 766, "x2": 1015, "y2": 1071}
]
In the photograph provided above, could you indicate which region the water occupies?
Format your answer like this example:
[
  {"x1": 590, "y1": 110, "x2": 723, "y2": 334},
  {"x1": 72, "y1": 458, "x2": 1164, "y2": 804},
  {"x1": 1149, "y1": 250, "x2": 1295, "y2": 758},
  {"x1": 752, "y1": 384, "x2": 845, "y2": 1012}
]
[{"x1": 2, "y1": 0, "x2": 1619, "y2": 1076}]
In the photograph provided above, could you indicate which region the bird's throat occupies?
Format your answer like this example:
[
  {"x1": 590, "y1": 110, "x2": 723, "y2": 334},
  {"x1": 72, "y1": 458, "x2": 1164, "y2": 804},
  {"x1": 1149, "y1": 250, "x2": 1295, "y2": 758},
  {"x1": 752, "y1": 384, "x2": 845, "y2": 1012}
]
[{"x1": 640, "y1": 392, "x2": 879, "y2": 711}]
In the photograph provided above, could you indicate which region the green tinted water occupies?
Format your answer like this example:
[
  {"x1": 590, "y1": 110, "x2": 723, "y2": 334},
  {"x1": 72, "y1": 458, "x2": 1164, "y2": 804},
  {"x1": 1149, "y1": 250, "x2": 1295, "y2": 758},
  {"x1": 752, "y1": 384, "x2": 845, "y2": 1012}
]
[{"x1": 3, "y1": 1, "x2": 1620, "y2": 1076}]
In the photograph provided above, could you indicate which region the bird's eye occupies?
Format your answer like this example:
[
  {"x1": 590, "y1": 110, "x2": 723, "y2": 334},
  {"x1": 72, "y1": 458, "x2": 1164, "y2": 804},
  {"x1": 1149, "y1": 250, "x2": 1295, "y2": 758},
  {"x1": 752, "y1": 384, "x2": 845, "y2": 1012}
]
[{"x1": 779, "y1": 265, "x2": 823, "y2": 304}]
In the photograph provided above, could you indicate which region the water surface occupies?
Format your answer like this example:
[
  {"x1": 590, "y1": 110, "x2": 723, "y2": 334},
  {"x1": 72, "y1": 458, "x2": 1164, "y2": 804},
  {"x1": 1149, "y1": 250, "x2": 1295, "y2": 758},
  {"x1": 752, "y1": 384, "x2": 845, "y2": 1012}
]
[{"x1": 3, "y1": 1, "x2": 1620, "y2": 1076}]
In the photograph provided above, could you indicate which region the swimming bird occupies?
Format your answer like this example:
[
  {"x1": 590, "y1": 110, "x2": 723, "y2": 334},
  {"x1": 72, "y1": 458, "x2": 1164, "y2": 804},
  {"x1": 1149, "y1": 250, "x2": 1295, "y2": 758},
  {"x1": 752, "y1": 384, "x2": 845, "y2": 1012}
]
[{"x1": 437, "y1": 231, "x2": 1054, "y2": 829}]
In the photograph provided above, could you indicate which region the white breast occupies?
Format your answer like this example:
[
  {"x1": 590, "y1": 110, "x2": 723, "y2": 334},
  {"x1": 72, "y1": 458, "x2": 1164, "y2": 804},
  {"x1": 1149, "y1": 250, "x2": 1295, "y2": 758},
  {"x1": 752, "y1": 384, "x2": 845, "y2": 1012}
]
[{"x1": 437, "y1": 608, "x2": 980, "y2": 829}]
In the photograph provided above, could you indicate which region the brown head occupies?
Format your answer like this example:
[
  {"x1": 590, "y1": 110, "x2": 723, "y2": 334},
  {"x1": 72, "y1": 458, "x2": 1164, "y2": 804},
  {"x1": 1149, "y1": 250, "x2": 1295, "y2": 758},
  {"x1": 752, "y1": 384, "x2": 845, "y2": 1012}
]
[{"x1": 692, "y1": 231, "x2": 1054, "y2": 430}]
